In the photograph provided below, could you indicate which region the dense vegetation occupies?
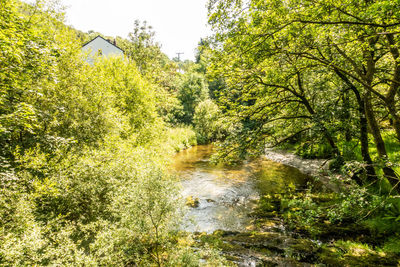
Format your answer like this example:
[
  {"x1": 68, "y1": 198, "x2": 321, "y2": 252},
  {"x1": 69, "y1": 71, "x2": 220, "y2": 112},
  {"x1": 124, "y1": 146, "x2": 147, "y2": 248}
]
[
  {"x1": 205, "y1": 0, "x2": 400, "y2": 261},
  {"x1": 3, "y1": 0, "x2": 400, "y2": 265},
  {"x1": 0, "y1": 0, "x2": 226, "y2": 265}
]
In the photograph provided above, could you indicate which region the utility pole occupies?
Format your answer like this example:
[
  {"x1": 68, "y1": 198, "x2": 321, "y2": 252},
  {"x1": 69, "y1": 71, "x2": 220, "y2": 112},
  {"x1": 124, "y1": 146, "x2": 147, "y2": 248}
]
[{"x1": 176, "y1": 52, "x2": 184, "y2": 61}]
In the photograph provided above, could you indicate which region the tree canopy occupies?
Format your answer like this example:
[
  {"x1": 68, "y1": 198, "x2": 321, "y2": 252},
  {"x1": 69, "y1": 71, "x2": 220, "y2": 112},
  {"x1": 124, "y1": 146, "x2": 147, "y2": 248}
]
[{"x1": 207, "y1": 0, "x2": 400, "y2": 191}]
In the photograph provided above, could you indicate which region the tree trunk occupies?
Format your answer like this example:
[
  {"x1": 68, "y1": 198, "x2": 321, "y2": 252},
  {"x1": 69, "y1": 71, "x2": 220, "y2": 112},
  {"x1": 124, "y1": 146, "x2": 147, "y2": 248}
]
[
  {"x1": 385, "y1": 33, "x2": 400, "y2": 141},
  {"x1": 364, "y1": 92, "x2": 400, "y2": 193},
  {"x1": 296, "y1": 72, "x2": 341, "y2": 158},
  {"x1": 303, "y1": 100, "x2": 340, "y2": 157},
  {"x1": 342, "y1": 90, "x2": 352, "y2": 142},
  {"x1": 386, "y1": 102, "x2": 400, "y2": 142},
  {"x1": 334, "y1": 69, "x2": 377, "y2": 183},
  {"x1": 359, "y1": 98, "x2": 377, "y2": 184}
]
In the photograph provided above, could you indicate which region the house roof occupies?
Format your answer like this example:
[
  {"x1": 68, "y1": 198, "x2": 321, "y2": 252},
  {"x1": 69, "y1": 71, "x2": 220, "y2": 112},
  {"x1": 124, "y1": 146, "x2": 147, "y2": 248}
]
[{"x1": 82, "y1": 35, "x2": 124, "y2": 53}]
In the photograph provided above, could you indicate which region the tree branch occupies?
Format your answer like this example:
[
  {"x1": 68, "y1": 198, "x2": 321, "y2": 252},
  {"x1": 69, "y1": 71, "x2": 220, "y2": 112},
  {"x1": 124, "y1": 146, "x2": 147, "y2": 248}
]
[{"x1": 294, "y1": 19, "x2": 400, "y2": 28}]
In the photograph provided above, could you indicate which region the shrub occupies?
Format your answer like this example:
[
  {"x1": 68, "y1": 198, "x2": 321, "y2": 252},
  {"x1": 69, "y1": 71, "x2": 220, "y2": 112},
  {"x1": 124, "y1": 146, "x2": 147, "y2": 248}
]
[{"x1": 193, "y1": 99, "x2": 227, "y2": 144}]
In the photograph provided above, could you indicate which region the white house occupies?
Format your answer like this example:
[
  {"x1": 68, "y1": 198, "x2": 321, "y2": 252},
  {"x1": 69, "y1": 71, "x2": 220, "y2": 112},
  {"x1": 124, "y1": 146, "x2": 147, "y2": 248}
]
[{"x1": 82, "y1": 35, "x2": 124, "y2": 61}]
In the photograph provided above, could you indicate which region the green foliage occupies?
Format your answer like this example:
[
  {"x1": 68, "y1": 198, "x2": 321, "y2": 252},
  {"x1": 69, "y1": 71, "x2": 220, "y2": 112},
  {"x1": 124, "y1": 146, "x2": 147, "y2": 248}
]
[
  {"x1": 0, "y1": 0, "x2": 54, "y2": 158},
  {"x1": 177, "y1": 73, "x2": 209, "y2": 124},
  {"x1": 0, "y1": 138, "x2": 196, "y2": 265},
  {"x1": 262, "y1": 182, "x2": 400, "y2": 254},
  {"x1": 295, "y1": 141, "x2": 334, "y2": 160},
  {"x1": 121, "y1": 20, "x2": 167, "y2": 75},
  {"x1": 363, "y1": 196, "x2": 400, "y2": 237},
  {"x1": 116, "y1": 20, "x2": 187, "y2": 127},
  {"x1": 193, "y1": 99, "x2": 228, "y2": 144},
  {"x1": 207, "y1": 0, "x2": 400, "y2": 192},
  {"x1": 382, "y1": 236, "x2": 400, "y2": 254},
  {"x1": 165, "y1": 127, "x2": 197, "y2": 152},
  {"x1": 156, "y1": 87, "x2": 185, "y2": 126},
  {"x1": 0, "y1": 1, "x2": 222, "y2": 265}
]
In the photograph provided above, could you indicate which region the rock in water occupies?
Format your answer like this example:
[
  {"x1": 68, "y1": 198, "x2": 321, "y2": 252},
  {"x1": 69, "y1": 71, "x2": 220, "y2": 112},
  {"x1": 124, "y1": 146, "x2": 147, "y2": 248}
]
[{"x1": 186, "y1": 196, "x2": 200, "y2": 208}]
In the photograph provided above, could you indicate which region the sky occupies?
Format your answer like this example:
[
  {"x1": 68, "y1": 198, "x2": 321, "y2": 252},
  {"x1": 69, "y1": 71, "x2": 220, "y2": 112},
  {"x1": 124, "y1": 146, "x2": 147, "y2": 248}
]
[{"x1": 58, "y1": 0, "x2": 212, "y2": 61}]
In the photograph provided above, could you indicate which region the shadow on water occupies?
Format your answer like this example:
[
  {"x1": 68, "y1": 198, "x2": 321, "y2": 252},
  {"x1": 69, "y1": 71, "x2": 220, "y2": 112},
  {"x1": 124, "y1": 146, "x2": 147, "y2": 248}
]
[
  {"x1": 172, "y1": 145, "x2": 312, "y2": 233},
  {"x1": 172, "y1": 146, "x2": 400, "y2": 266}
]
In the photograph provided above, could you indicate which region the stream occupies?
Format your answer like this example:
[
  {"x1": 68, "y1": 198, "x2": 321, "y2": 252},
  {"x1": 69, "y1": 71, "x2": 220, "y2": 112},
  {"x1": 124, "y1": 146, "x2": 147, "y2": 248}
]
[
  {"x1": 172, "y1": 145, "x2": 400, "y2": 266},
  {"x1": 172, "y1": 145, "x2": 310, "y2": 233}
]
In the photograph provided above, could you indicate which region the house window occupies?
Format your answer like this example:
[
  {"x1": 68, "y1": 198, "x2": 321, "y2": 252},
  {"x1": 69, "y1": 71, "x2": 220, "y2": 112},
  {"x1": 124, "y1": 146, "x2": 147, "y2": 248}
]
[{"x1": 97, "y1": 49, "x2": 103, "y2": 56}]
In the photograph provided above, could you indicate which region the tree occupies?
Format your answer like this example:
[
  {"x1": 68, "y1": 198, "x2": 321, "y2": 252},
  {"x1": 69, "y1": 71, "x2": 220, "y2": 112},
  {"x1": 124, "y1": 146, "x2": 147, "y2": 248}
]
[
  {"x1": 193, "y1": 99, "x2": 227, "y2": 144},
  {"x1": 207, "y1": 0, "x2": 400, "y2": 191},
  {"x1": 0, "y1": 0, "x2": 61, "y2": 159},
  {"x1": 177, "y1": 73, "x2": 209, "y2": 124},
  {"x1": 120, "y1": 20, "x2": 167, "y2": 75}
]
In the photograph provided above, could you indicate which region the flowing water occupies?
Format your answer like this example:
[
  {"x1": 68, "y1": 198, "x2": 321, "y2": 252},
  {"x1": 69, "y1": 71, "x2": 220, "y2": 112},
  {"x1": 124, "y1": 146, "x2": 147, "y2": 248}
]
[
  {"x1": 172, "y1": 146, "x2": 398, "y2": 266},
  {"x1": 172, "y1": 145, "x2": 311, "y2": 233}
]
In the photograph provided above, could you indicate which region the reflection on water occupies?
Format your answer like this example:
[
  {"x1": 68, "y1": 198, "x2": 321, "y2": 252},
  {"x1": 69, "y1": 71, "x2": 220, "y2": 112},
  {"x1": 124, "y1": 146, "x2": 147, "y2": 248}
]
[{"x1": 172, "y1": 145, "x2": 311, "y2": 233}]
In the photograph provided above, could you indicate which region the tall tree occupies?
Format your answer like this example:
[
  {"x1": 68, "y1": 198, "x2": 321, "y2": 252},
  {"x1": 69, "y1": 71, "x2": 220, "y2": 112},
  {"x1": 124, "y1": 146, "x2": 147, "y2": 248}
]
[{"x1": 207, "y1": 0, "x2": 400, "y2": 190}]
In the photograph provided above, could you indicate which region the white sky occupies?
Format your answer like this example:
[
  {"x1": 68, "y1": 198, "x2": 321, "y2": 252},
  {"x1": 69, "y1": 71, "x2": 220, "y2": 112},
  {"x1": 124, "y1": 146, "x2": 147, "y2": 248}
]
[{"x1": 59, "y1": 0, "x2": 212, "y2": 61}]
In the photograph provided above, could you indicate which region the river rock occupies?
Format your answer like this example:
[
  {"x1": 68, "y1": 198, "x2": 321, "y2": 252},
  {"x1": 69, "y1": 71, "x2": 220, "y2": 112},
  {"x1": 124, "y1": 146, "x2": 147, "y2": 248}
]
[{"x1": 186, "y1": 196, "x2": 200, "y2": 208}]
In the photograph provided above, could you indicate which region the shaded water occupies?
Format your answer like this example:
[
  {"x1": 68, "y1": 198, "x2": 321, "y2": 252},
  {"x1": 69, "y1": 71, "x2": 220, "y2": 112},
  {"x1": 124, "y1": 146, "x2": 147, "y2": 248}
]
[{"x1": 172, "y1": 145, "x2": 311, "y2": 233}]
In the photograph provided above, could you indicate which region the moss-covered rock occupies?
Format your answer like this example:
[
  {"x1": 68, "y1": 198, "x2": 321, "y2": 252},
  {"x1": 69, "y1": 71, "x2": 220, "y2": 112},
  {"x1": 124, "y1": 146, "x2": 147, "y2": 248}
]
[
  {"x1": 316, "y1": 241, "x2": 400, "y2": 267},
  {"x1": 185, "y1": 196, "x2": 200, "y2": 208},
  {"x1": 286, "y1": 239, "x2": 320, "y2": 262}
]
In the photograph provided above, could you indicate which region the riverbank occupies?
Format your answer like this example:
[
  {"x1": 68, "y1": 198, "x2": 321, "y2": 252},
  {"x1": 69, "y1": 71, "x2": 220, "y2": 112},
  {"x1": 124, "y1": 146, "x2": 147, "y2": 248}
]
[
  {"x1": 195, "y1": 190, "x2": 400, "y2": 266},
  {"x1": 178, "y1": 146, "x2": 400, "y2": 266},
  {"x1": 264, "y1": 148, "x2": 344, "y2": 193},
  {"x1": 264, "y1": 148, "x2": 330, "y2": 177}
]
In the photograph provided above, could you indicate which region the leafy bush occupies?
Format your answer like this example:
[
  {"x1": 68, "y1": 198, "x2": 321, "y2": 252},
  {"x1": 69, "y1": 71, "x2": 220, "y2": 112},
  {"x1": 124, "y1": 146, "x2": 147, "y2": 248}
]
[
  {"x1": 165, "y1": 127, "x2": 197, "y2": 152},
  {"x1": 0, "y1": 1, "x2": 221, "y2": 265},
  {"x1": 1, "y1": 134, "x2": 206, "y2": 265},
  {"x1": 193, "y1": 99, "x2": 227, "y2": 144},
  {"x1": 177, "y1": 73, "x2": 209, "y2": 124}
]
